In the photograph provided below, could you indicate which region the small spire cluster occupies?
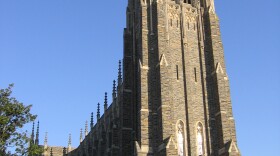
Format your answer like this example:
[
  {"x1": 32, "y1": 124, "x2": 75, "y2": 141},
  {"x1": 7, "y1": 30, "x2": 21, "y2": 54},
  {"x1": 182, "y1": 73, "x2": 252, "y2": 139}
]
[
  {"x1": 30, "y1": 121, "x2": 40, "y2": 145},
  {"x1": 75, "y1": 61, "x2": 123, "y2": 147}
]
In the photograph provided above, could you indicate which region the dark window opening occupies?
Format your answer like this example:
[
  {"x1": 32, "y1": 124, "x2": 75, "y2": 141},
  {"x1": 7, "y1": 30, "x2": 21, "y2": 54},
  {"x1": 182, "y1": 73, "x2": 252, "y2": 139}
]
[
  {"x1": 170, "y1": 19, "x2": 173, "y2": 27},
  {"x1": 194, "y1": 68, "x2": 197, "y2": 82},
  {"x1": 176, "y1": 65, "x2": 179, "y2": 80}
]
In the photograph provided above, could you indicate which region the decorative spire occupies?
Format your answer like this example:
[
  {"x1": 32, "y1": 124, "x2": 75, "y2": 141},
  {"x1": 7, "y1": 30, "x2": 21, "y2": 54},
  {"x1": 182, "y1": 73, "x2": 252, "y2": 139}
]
[
  {"x1": 85, "y1": 121, "x2": 88, "y2": 136},
  {"x1": 63, "y1": 147, "x2": 67, "y2": 155},
  {"x1": 97, "y1": 103, "x2": 100, "y2": 120},
  {"x1": 50, "y1": 148, "x2": 53, "y2": 156},
  {"x1": 118, "y1": 60, "x2": 122, "y2": 84},
  {"x1": 35, "y1": 121, "x2": 39, "y2": 145},
  {"x1": 90, "y1": 112, "x2": 94, "y2": 129},
  {"x1": 30, "y1": 122, "x2": 35, "y2": 144},
  {"x1": 68, "y1": 133, "x2": 72, "y2": 152},
  {"x1": 80, "y1": 128, "x2": 83, "y2": 143},
  {"x1": 104, "y1": 92, "x2": 108, "y2": 110},
  {"x1": 44, "y1": 132, "x2": 48, "y2": 148},
  {"x1": 112, "y1": 80, "x2": 116, "y2": 100}
]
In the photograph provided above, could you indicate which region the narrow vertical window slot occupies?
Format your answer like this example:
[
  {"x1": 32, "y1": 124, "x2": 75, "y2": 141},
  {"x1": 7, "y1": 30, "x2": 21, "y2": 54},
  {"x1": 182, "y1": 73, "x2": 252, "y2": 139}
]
[
  {"x1": 194, "y1": 68, "x2": 197, "y2": 82},
  {"x1": 176, "y1": 65, "x2": 179, "y2": 80}
]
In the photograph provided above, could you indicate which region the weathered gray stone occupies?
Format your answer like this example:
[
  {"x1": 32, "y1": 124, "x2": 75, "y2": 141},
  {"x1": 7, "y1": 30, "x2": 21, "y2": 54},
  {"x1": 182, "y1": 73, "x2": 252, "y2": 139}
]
[{"x1": 40, "y1": 0, "x2": 241, "y2": 156}]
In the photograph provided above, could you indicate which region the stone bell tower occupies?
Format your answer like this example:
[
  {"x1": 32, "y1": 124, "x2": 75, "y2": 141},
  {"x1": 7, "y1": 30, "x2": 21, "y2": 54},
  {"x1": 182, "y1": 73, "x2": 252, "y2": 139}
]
[{"x1": 122, "y1": 0, "x2": 241, "y2": 155}]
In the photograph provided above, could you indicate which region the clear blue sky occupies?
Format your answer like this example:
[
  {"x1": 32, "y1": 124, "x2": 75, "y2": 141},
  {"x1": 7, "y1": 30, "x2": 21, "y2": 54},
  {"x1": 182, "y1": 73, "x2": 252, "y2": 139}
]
[{"x1": 0, "y1": 0, "x2": 279, "y2": 155}]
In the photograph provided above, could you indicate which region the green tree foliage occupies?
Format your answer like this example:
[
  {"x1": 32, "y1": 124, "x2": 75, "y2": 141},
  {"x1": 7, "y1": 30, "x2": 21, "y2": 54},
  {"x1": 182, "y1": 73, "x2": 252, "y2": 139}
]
[
  {"x1": 26, "y1": 144, "x2": 44, "y2": 156},
  {"x1": 0, "y1": 84, "x2": 43, "y2": 155}
]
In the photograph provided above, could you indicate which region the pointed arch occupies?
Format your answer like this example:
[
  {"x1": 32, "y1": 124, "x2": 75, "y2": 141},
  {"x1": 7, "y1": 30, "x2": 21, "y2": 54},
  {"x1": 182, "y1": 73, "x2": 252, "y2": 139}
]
[
  {"x1": 196, "y1": 122, "x2": 207, "y2": 156},
  {"x1": 176, "y1": 120, "x2": 188, "y2": 156}
]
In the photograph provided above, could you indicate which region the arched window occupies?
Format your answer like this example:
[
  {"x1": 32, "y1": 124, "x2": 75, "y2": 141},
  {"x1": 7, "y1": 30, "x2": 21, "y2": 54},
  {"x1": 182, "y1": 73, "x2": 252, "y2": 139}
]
[
  {"x1": 177, "y1": 121, "x2": 186, "y2": 156},
  {"x1": 197, "y1": 122, "x2": 205, "y2": 156}
]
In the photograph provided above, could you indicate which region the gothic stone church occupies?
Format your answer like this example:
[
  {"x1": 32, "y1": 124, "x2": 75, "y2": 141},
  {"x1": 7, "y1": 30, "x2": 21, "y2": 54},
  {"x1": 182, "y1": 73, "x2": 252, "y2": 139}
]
[{"x1": 34, "y1": 0, "x2": 241, "y2": 155}]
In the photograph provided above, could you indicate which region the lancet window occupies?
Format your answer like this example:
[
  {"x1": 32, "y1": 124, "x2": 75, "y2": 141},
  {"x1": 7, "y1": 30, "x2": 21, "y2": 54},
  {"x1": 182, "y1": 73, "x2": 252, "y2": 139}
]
[
  {"x1": 177, "y1": 121, "x2": 186, "y2": 156},
  {"x1": 197, "y1": 122, "x2": 205, "y2": 156}
]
